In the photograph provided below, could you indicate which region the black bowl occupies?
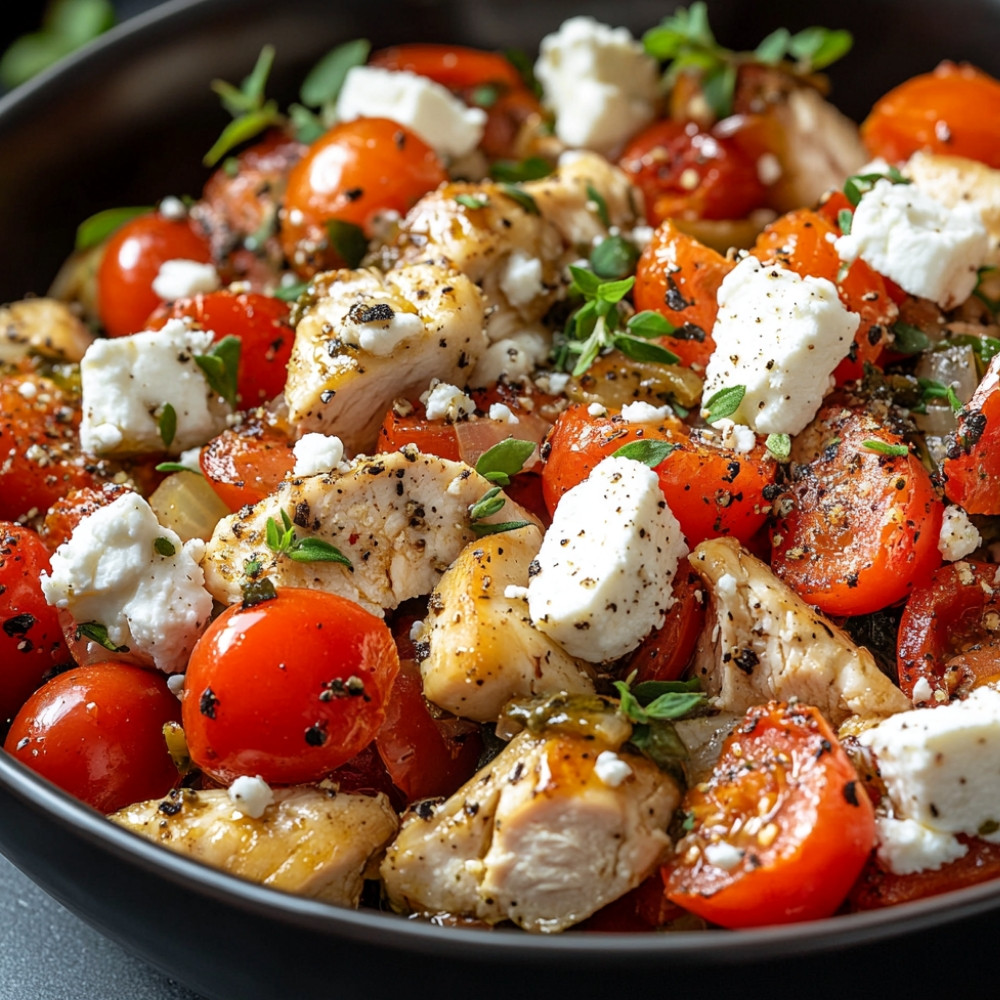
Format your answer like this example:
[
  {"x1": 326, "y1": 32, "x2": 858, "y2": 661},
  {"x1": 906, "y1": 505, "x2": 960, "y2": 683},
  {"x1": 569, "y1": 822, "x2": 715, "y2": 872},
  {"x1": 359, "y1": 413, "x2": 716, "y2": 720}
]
[{"x1": 2, "y1": 1, "x2": 1000, "y2": 998}]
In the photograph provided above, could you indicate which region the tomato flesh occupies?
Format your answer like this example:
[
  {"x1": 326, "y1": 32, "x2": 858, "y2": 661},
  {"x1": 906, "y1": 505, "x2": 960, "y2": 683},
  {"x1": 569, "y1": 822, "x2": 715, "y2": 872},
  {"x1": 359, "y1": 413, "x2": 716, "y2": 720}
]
[
  {"x1": 182, "y1": 588, "x2": 400, "y2": 785},
  {"x1": 199, "y1": 418, "x2": 296, "y2": 512},
  {"x1": 664, "y1": 701, "x2": 875, "y2": 928}
]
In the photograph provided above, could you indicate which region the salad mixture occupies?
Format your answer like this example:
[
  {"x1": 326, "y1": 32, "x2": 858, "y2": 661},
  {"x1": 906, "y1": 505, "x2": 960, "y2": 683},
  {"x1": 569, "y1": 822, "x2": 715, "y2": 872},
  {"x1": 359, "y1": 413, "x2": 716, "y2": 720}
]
[{"x1": 5, "y1": 4, "x2": 1000, "y2": 932}]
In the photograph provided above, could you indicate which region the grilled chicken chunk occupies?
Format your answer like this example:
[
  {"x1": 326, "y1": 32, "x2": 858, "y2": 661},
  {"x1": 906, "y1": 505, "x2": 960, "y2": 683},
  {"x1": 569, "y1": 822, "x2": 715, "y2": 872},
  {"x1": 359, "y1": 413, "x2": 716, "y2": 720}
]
[
  {"x1": 418, "y1": 524, "x2": 595, "y2": 722},
  {"x1": 202, "y1": 448, "x2": 537, "y2": 616},
  {"x1": 0, "y1": 297, "x2": 94, "y2": 364},
  {"x1": 111, "y1": 786, "x2": 398, "y2": 906},
  {"x1": 689, "y1": 537, "x2": 911, "y2": 725},
  {"x1": 381, "y1": 715, "x2": 678, "y2": 933},
  {"x1": 284, "y1": 262, "x2": 487, "y2": 453}
]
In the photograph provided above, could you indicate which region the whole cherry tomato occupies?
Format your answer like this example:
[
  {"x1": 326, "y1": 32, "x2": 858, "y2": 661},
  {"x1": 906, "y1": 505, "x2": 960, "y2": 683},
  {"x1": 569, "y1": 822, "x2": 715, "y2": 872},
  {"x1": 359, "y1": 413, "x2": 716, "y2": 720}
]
[
  {"x1": 146, "y1": 289, "x2": 294, "y2": 405},
  {"x1": 0, "y1": 523, "x2": 70, "y2": 723},
  {"x1": 280, "y1": 118, "x2": 447, "y2": 276},
  {"x1": 4, "y1": 661, "x2": 181, "y2": 813},
  {"x1": 664, "y1": 701, "x2": 874, "y2": 928},
  {"x1": 97, "y1": 212, "x2": 213, "y2": 339},
  {"x1": 862, "y1": 62, "x2": 1000, "y2": 168},
  {"x1": 182, "y1": 588, "x2": 400, "y2": 785}
]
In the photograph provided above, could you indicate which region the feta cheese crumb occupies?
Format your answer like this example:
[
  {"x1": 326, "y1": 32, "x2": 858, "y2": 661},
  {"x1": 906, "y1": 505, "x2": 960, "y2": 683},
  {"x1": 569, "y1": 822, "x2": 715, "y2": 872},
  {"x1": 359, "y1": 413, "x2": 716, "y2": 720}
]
[
  {"x1": 620, "y1": 400, "x2": 673, "y2": 424},
  {"x1": 158, "y1": 195, "x2": 188, "y2": 220},
  {"x1": 910, "y1": 676, "x2": 934, "y2": 706},
  {"x1": 227, "y1": 775, "x2": 275, "y2": 820},
  {"x1": 872, "y1": 815, "x2": 968, "y2": 875},
  {"x1": 421, "y1": 380, "x2": 475, "y2": 422},
  {"x1": 534, "y1": 371, "x2": 571, "y2": 395},
  {"x1": 470, "y1": 330, "x2": 549, "y2": 387},
  {"x1": 503, "y1": 584, "x2": 530, "y2": 601},
  {"x1": 703, "y1": 840, "x2": 744, "y2": 871},
  {"x1": 713, "y1": 418, "x2": 757, "y2": 454},
  {"x1": 594, "y1": 750, "x2": 633, "y2": 787},
  {"x1": 340, "y1": 301, "x2": 425, "y2": 357},
  {"x1": 488, "y1": 402, "x2": 519, "y2": 424},
  {"x1": 293, "y1": 432, "x2": 346, "y2": 477},
  {"x1": 79, "y1": 319, "x2": 231, "y2": 456},
  {"x1": 152, "y1": 259, "x2": 220, "y2": 302},
  {"x1": 534, "y1": 16, "x2": 659, "y2": 154},
  {"x1": 40, "y1": 492, "x2": 213, "y2": 673},
  {"x1": 835, "y1": 178, "x2": 989, "y2": 309},
  {"x1": 587, "y1": 402, "x2": 608, "y2": 417},
  {"x1": 336, "y1": 66, "x2": 486, "y2": 158},
  {"x1": 702, "y1": 256, "x2": 860, "y2": 436},
  {"x1": 527, "y1": 455, "x2": 688, "y2": 661},
  {"x1": 938, "y1": 504, "x2": 982, "y2": 561},
  {"x1": 498, "y1": 250, "x2": 544, "y2": 308}
]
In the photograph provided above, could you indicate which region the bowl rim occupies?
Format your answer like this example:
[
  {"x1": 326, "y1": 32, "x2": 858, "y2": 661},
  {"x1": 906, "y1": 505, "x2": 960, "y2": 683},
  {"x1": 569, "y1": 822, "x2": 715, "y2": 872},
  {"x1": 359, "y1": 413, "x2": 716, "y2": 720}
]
[{"x1": 4, "y1": 0, "x2": 1000, "y2": 966}]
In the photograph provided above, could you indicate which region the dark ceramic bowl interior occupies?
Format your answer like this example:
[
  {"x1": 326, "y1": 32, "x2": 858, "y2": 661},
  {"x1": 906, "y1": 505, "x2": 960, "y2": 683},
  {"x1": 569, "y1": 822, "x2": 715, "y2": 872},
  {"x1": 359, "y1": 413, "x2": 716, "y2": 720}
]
[{"x1": 2, "y1": 1, "x2": 1000, "y2": 997}]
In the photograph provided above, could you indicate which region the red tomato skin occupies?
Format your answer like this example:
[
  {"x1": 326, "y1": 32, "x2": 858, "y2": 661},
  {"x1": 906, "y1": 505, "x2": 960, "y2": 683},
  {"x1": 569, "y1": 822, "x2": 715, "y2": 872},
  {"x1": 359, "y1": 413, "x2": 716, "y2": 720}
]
[
  {"x1": 664, "y1": 702, "x2": 875, "y2": 928},
  {"x1": 862, "y1": 62, "x2": 1000, "y2": 168},
  {"x1": 0, "y1": 524, "x2": 70, "y2": 722},
  {"x1": 376, "y1": 405, "x2": 462, "y2": 461},
  {"x1": 941, "y1": 352, "x2": 1000, "y2": 515},
  {"x1": 374, "y1": 657, "x2": 482, "y2": 803},
  {"x1": 199, "y1": 419, "x2": 296, "y2": 512},
  {"x1": 4, "y1": 662, "x2": 180, "y2": 813},
  {"x1": 280, "y1": 119, "x2": 447, "y2": 276},
  {"x1": 182, "y1": 589, "x2": 400, "y2": 785},
  {"x1": 146, "y1": 290, "x2": 293, "y2": 406},
  {"x1": 97, "y1": 212, "x2": 212, "y2": 339},
  {"x1": 369, "y1": 43, "x2": 524, "y2": 91},
  {"x1": 541, "y1": 405, "x2": 774, "y2": 547}
]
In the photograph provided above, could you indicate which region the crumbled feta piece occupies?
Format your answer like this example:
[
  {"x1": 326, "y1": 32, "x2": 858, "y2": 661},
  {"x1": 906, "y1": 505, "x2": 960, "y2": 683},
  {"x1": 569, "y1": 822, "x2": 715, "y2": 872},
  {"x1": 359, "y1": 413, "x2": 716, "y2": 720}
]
[
  {"x1": 715, "y1": 573, "x2": 738, "y2": 598},
  {"x1": 503, "y1": 584, "x2": 530, "y2": 601},
  {"x1": 293, "y1": 432, "x2": 346, "y2": 477},
  {"x1": 859, "y1": 687, "x2": 1000, "y2": 843},
  {"x1": 938, "y1": 504, "x2": 982, "y2": 561},
  {"x1": 702, "y1": 256, "x2": 860, "y2": 436},
  {"x1": 593, "y1": 750, "x2": 633, "y2": 787},
  {"x1": 703, "y1": 840, "x2": 744, "y2": 871},
  {"x1": 469, "y1": 330, "x2": 549, "y2": 387},
  {"x1": 340, "y1": 301, "x2": 425, "y2": 357},
  {"x1": 533, "y1": 370, "x2": 571, "y2": 396},
  {"x1": 534, "y1": 16, "x2": 659, "y2": 154},
  {"x1": 499, "y1": 250, "x2": 545, "y2": 308},
  {"x1": 227, "y1": 775, "x2": 275, "y2": 820},
  {"x1": 158, "y1": 195, "x2": 188, "y2": 220},
  {"x1": 587, "y1": 402, "x2": 608, "y2": 418},
  {"x1": 79, "y1": 320, "x2": 231, "y2": 456},
  {"x1": 713, "y1": 418, "x2": 758, "y2": 454},
  {"x1": 421, "y1": 380, "x2": 475, "y2": 422},
  {"x1": 487, "y1": 402, "x2": 519, "y2": 424},
  {"x1": 336, "y1": 65, "x2": 486, "y2": 158},
  {"x1": 872, "y1": 815, "x2": 968, "y2": 875},
  {"x1": 527, "y1": 455, "x2": 688, "y2": 661},
  {"x1": 620, "y1": 400, "x2": 673, "y2": 424},
  {"x1": 835, "y1": 177, "x2": 989, "y2": 309},
  {"x1": 910, "y1": 676, "x2": 935, "y2": 706},
  {"x1": 152, "y1": 259, "x2": 220, "y2": 301},
  {"x1": 40, "y1": 492, "x2": 213, "y2": 673}
]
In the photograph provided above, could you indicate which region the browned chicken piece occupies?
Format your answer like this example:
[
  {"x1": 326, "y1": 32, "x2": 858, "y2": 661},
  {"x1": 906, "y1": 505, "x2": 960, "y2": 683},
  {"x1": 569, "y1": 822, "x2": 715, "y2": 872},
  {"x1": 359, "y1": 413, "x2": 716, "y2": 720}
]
[
  {"x1": 111, "y1": 786, "x2": 398, "y2": 907},
  {"x1": 0, "y1": 297, "x2": 94, "y2": 364},
  {"x1": 381, "y1": 715, "x2": 678, "y2": 933},
  {"x1": 417, "y1": 524, "x2": 596, "y2": 722},
  {"x1": 284, "y1": 261, "x2": 487, "y2": 453},
  {"x1": 201, "y1": 448, "x2": 538, "y2": 616},
  {"x1": 689, "y1": 536, "x2": 911, "y2": 726}
]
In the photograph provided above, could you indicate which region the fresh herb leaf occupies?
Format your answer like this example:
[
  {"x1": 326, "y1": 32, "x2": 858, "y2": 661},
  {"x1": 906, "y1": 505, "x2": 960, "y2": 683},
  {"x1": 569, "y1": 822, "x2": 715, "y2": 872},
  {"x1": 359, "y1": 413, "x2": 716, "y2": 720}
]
[
  {"x1": 299, "y1": 38, "x2": 370, "y2": 108},
  {"x1": 614, "y1": 337, "x2": 682, "y2": 366},
  {"x1": 475, "y1": 438, "x2": 536, "y2": 486},
  {"x1": 497, "y1": 182, "x2": 539, "y2": 215},
  {"x1": 611, "y1": 439, "x2": 677, "y2": 468},
  {"x1": 467, "y1": 485, "x2": 531, "y2": 537},
  {"x1": 155, "y1": 461, "x2": 203, "y2": 475},
  {"x1": 891, "y1": 322, "x2": 931, "y2": 355},
  {"x1": 843, "y1": 165, "x2": 909, "y2": 207},
  {"x1": 615, "y1": 678, "x2": 707, "y2": 723},
  {"x1": 241, "y1": 576, "x2": 278, "y2": 608},
  {"x1": 471, "y1": 519, "x2": 533, "y2": 537},
  {"x1": 946, "y1": 332, "x2": 1000, "y2": 365},
  {"x1": 590, "y1": 234, "x2": 640, "y2": 280},
  {"x1": 327, "y1": 218, "x2": 368, "y2": 268},
  {"x1": 765, "y1": 432, "x2": 791, "y2": 461},
  {"x1": 265, "y1": 509, "x2": 353, "y2": 568},
  {"x1": 287, "y1": 102, "x2": 326, "y2": 144},
  {"x1": 586, "y1": 183, "x2": 611, "y2": 228},
  {"x1": 787, "y1": 26, "x2": 853, "y2": 71},
  {"x1": 861, "y1": 438, "x2": 910, "y2": 457},
  {"x1": 626, "y1": 310, "x2": 676, "y2": 339},
  {"x1": 75, "y1": 205, "x2": 152, "y2": 251},
  {"x1": 918, "y1": 377, "x2": 963, "y2": 412},
  {"x1": 158, "y1": 403, "x2": 177, "y2": 448},
  {"x1": 837, "y1": 208, "x2": 853, "y2": 235},
  {"x1": 455, "y1": 193, "x2": 490, "y2": 210},
  {"x1": 194, "y1": 335, "x2": 241, "y2": 408},
  {"x1": 75, "y1": 621, "x2": 129, "y2": 653},
  {"x1": 489, "y1": 156, "x2": 553, "y2": 183},
  {"x1": 754, "y1": 27, "x2": 791, "y2": 65},
  {"x1": 272, "y1": 279, "x2": 311, "y2": 302},
  {"x1": 154, "y1": 537, "x2": 176, "y2": 557},
  {"x1": 470, "y1": 82, "x2": 502, "y2": 108},
  {"x1": 702, "y1": 384, "x2": 746, "y2": 423}
]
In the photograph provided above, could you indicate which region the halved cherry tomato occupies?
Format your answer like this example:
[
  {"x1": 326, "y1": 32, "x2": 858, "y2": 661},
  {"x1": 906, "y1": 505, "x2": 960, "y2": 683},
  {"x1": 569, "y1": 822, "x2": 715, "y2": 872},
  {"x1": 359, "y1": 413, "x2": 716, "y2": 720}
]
[
  {"x1": 751, "y1": 209, "x2": 897, "y2": 382},
  {"x1": 664, "y1": 701, "x2": 875, "y2": 928},
  {"x1": 541, "y1": 404, "x2": 775, "y2": 547},
  {"x1": 4, "y1": 661, "x2": 181, "y2": 813},
  {"x1": 619, "y1": 118, "x2": 769, "y2": 225},
  {"x1": 896, "y1": 560, "x2": 1000, "y2": 701},
  {"x1": 0, "y1": 523, "x2": 70, "y2": 724},
  {"x1": 39, "y1": 484, "x2": 133, "y2": 553},
  {"x1": 633, "y1": 221, "x2": 734, "y2": 370},
  {"x1": 849, "y1": 836, "x2": 1000, "y2": 911},
  {"x1": 375, "y1": 657, "x2": 482, "y2": 803},
  {"x1": 182, "y1": 588, "x2": 400, "y2": 785},
  {"x1": 96, "y1": 211, "x2": 212, "y2": 339},
  {"x1": 376, "y1": 402, "x2": 461, "y2": 461},
  {"x1": 146, "y1": 290, "x2": 294, "y2": 406},
  {"x1": 941, "y1": 352, "x2": 1000, "y2": 515},
  {"x1": 0, "y1": 374, "x2": 102, "y2": 523},
  {"x1": 280, "y1": 118, "x2": 447, "y2": 276},
  {"x1": 199, "y1": 418, "x2": 296, "y2": 512},
  {"x1": 369, "y1": 43, "x2": 524, "y2": 91},
  {"x1": 622, "y1": 559, "x2": 706, "y2": 684},
  {"x1": 771, "y1": 402, "x2": 943, "y2": 617},
  {"x1": 862, "y1": 62, "x2": 1000, "y2": 169}
]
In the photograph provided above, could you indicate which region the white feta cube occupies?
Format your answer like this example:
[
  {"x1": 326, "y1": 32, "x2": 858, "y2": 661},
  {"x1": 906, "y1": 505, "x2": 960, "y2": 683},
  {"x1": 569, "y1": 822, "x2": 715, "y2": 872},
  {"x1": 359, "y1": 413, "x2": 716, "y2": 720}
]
[{"x1": 293, "y1": 432, "x2": 346, "y2": 477}]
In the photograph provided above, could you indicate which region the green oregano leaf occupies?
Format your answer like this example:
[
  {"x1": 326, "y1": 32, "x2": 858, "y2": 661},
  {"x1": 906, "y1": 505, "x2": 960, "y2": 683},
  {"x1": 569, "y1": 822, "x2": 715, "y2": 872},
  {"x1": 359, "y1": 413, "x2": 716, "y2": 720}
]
[
  {"x1": 611, "y1": 439, "x2": 677, "y2": 468},
  {"x1": 586, "y1": 183, "x2": 611, "y2": 228},
  {"x1": 703, "y1": 384, "x2": 746, "y2": 423},
  {"x1": 154, "y1": 537, "x2": 176, "y2": 557},
  {"x1": 194, "y1": 335, "x2": 241, "y2": 408},
  {"x1": 75, "y1": 621, "x2": 129, "y2": 653},
  {"x1": 475, "y1": 438, "x2": 536, "y2": 486},
  {"x1": 590, "y1": 234, "x2": 639, "y2": 280},
  {"x1": 299, "y1": 38, "x2": 370, "y2": 108},
  {"x1": 861, "y1": 439, "x2": 910, "y2": 457},
  {"x1": 455, "y1": 193, "x2": 490, "y2": 210},
  {"x1": 75, "y1": 205, "x2": 152, "y2": 252},
  {"x1": 327, "y1": 218, "x2": 369, "y2": 268},
  {"x1": 497, "y1": 182, "x2": 539, "y2": 215},
  {"x1": 158, "y1": 403, "x2": 177, "y2": 448},
  {"x1": 891, "y1": 322, "x2": 931, "y2": 355},
  {"x1": 765, "y1": 433, "x2": 791, "y2": 461},
  {"x1": 265, "y1": 509, "x2": 353, "y2": 568}
]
